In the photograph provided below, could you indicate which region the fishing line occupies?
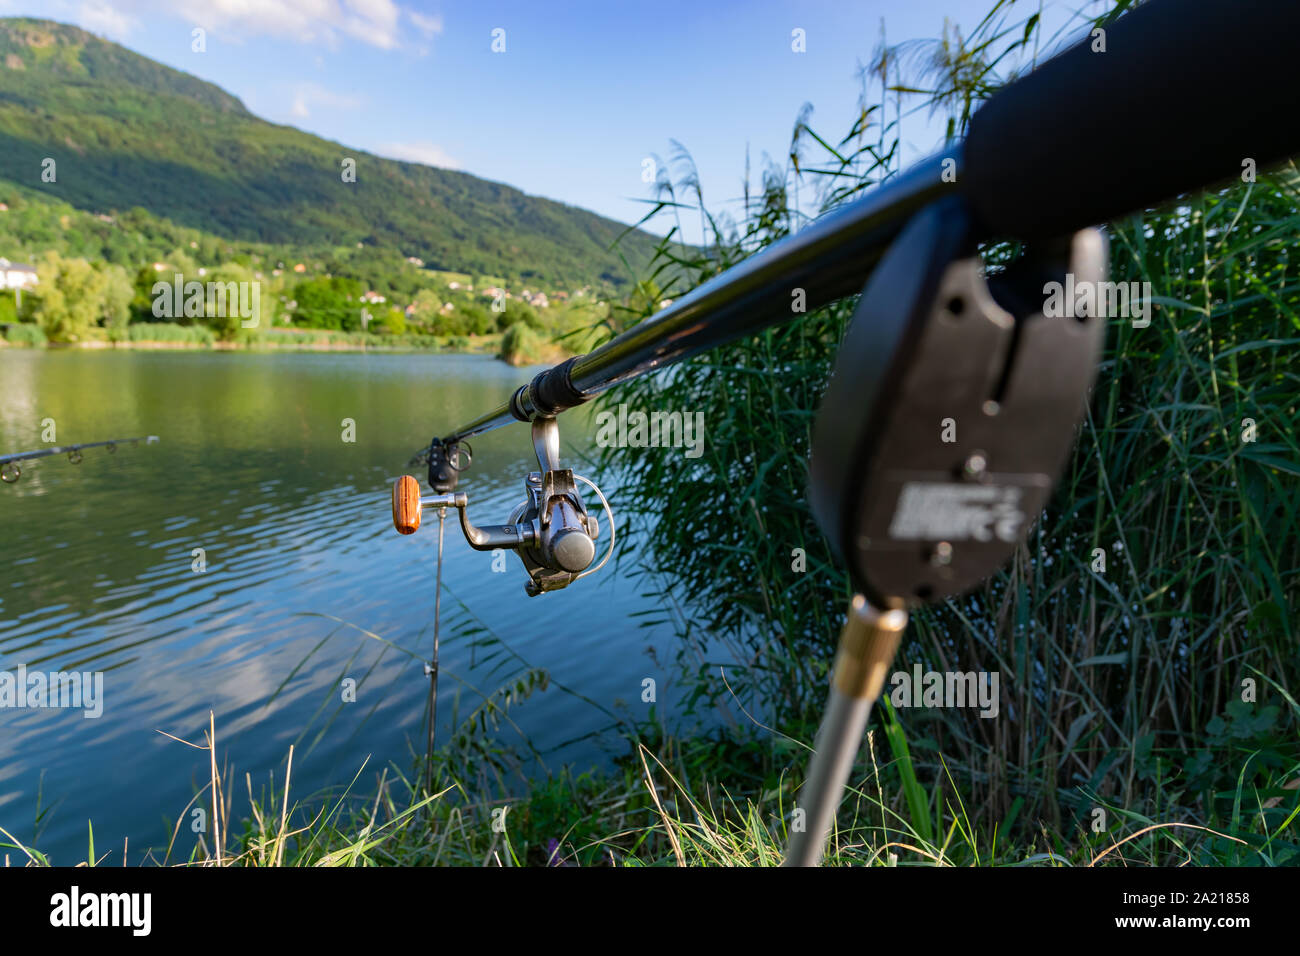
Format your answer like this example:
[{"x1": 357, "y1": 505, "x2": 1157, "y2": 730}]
[
  {"x1": 423, "y1": 505, "x2": 446, "y2": 795},
  {"x1": 392, "y1": 421, "x2": 616, "y2": 792}
]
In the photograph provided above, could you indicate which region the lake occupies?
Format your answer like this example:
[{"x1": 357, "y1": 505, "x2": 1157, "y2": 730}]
[{"x1": 0, "y1": 349, "x2": 677, "y2": 865}]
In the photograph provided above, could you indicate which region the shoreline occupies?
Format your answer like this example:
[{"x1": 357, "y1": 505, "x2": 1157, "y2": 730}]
[
  {"x1": 0, "y1": 336, "x2": 569, "y2": 366},
  {"x1": 11, "y1": 339, "x2": 488, "y2": 353}
]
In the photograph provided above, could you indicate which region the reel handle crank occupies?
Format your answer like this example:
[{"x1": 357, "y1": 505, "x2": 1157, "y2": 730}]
[
  {"x1": 391, "y1": 475, "x2": 465, "y2": 535},
  {"x1": 392, "y1": 474, "x2": 422, "y2": 534}
]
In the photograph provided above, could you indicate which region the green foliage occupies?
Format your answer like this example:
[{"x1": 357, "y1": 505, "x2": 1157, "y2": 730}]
[
  {"x1": 498, "y1": 321, "x2": 543, "y2": 366},
  {"x1": 381, "y1": 307, "x2": 406, "y2": 336},
  {"x1": 4, "y1": 321, "x2": 45, "y2": 346},
  {"x1": 291, "y1": 276, "x2": 363, "y2": 331},
  {"x1": 201, "y1": 263, "x2": 267, "y2": 342},
  {"x1": 101, "y1": 262, "x2": 132, "y2": 340},
  {"x1": 406, "y1": 288, "x2": 443, "y2": 328},
  {"x1": 462, "y1": 303, "x2": 496, "y2": 336},
  {"x1": 30, "y1": 251, "x2": 130, "y2": 342},
  {"x1": 128, "y1": 265, "x2": 159, "y2": 321},
  {"x1": 498, "y1": 299, "x2": 541, "y2": 333}
]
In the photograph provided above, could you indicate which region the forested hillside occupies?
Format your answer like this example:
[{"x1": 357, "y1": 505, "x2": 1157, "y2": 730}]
[{"x1": 0, "y1": 17, "x2": 657, "y2": 288}]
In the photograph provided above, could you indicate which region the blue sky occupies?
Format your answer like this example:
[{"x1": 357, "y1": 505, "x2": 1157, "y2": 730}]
[{"x1": 0, "y1": 0, "x2": 1100, "y2": 238}]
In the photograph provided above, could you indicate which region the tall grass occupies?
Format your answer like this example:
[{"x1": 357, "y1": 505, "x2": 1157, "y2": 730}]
[
  {"x1": 594, "y1": 0, "x2": 1300, "y2": 857},
  {"x1": 8, "y1": 711, "x2": 1292, "y2": 866}
]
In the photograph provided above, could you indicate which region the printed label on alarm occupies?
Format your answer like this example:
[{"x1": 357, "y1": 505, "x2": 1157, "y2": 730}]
[{"x1": 887, "y1": 482, "x2": 1027, "y2": 543}]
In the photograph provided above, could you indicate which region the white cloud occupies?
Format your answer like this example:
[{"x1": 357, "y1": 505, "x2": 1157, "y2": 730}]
[
  {"x1": 174, "y1": 0, "x2": 409, "y2": 50},
  {"x1": 76, "y1": 0, "x2": 136, "y2": 40},
  {"x1": 47, "y1": 0, "x2": 431, "y2": 51},
  {"x1": 375, "y1": 141, "x2": 459, "y2": 170},
  {"x1": 290, "y1": 82, "x2": 365, "y2": 118},
  {"x1": 408, "y1": 10, "x2": 442, "y2": 38},
  {"x1": 335, "y1": 0, "x2": 402, "y2": 48}
]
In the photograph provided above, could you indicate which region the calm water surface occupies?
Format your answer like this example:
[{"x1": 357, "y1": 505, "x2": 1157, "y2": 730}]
[{"x1": 0, "y1": 349, "x2": 675, "y2": 864}]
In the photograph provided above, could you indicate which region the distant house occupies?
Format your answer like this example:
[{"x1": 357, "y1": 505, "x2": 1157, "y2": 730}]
[
  {"x1": 361, "y1": 290, "x2": 387, "y2": 304},
  {"x1": 0, "y1": 258, "x2": 38, "y2": 291},
  {"x1": 293, "y1": 263, "x2": 306, "y2": 273}
]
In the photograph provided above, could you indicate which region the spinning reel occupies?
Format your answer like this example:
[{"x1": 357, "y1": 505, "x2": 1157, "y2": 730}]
[{"x1": 392, "y1": 416, "x2": 611, "y2": 596}]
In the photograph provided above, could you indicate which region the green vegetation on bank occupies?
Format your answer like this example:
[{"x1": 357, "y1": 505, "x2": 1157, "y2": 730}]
[{"x1": 0, "y1": 239, "x2": 615, "y2": 362}]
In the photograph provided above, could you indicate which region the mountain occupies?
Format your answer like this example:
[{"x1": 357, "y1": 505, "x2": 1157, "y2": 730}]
[{"x1": 0, "y1": 18, "x2": 658, "y2": 288}]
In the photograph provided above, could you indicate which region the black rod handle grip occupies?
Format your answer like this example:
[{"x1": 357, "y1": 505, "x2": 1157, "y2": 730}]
[{"x1": 964, "y1": 0, "x2": 1300, "y2": 240}]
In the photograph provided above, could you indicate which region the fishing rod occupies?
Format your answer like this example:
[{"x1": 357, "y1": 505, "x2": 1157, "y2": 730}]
[
  {"x1": 0, "y1": 436, "x2": 160, "y2": 484},
  {"x1": 390, "y1": 0, "x2": 1300, "y2": 862}
]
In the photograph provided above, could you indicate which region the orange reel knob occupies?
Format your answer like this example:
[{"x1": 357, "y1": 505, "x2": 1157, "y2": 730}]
[{"x1": 392, "y1": 475, "x2": 422, "y2": 534}]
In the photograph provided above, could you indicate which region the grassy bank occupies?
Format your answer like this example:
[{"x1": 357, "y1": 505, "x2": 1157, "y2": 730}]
[{"x1": 5, "y1": 701, "x2": 1294, "y2": 867}]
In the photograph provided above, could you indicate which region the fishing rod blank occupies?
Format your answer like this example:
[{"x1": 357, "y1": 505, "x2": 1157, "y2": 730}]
[
  {"x1": 0, "y1": 436, "x2": 160, "y2": 483},
  {"x1": 439, "y1": 0, "x2": 1300, "y2": 449},
  {"x1": 440, "y1": 154, "x2": 951, "y2": 445}
]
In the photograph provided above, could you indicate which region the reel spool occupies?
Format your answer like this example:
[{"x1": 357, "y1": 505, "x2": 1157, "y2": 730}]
[{"x1": 393, "y1": 416, "x2": 610, "y2": 596}]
